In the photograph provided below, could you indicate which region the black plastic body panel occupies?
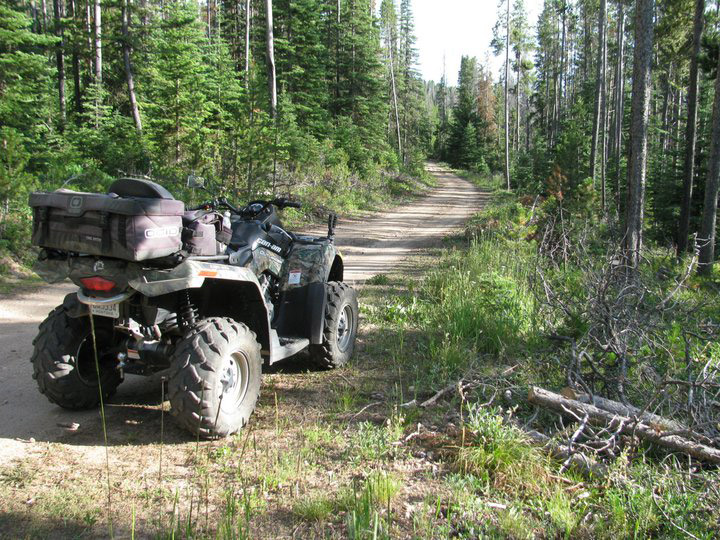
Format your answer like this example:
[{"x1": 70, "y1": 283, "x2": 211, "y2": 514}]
[{"x1": 274, "y1": 282, "x2": 326, "y2": 344}]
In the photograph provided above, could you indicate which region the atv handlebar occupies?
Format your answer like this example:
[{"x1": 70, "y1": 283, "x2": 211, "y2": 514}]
[{"x1": 188, "y1": 197, "x2": 300, "y2": 215}]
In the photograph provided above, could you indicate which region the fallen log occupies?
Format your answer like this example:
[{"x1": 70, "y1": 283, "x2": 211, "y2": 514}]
[
  {"x1": 568, "y1": 390, "x2": 685, "y2": 432},
  {"x1": 528, "y1": 386, "x2": 720, "y2": 465}
]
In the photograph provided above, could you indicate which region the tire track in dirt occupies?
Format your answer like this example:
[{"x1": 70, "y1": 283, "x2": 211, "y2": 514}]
[{"x1": 0, "y1": 164, "x2": 486, "y2": 461}]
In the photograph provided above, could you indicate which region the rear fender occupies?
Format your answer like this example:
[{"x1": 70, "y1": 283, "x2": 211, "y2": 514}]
[{"x1": 129, "y1": 261, "x2": 271, "y2": 357}]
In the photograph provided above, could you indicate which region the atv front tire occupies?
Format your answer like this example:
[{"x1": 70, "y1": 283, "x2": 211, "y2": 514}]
[
  {"x1": 31, "y1": 306, "x2": 122, "y2": 410},
  {"x1": 168, "y1": 317, "x2": 262, "y2": 439},
  {"x1": 310, "y1": 282, "x2": 359, "y2": 368}
]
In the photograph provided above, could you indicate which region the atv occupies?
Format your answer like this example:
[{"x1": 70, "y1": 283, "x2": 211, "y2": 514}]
[{"x1": 28, "y1": 176, "x2": 358, "y2": 439}]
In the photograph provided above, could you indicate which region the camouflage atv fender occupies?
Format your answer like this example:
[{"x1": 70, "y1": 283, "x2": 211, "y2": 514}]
[
  {"x1": 280, "y1": 241, "x2": 340, "y2": 292},
  {"x1": 128, "y1": 260, "x2": 263, "y2": 297}
]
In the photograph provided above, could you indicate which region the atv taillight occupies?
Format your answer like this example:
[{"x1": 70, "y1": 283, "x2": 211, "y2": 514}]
[{"x1": 80, "y1": 276, "x2": 116, "y2": 292}]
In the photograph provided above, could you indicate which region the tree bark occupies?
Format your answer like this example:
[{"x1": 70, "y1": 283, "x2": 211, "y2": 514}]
[
  {"x1": 504, "y1": 0, "x2": 510, "y2": 189},
  {"x1": 244, "y1": 0, "x2": 251, "y2": 88},
  {"x1": 613, "y1": 1, "x2": 625, "y2": 214},
  {"x1": 698, "y1": 47, "x2": 720, "y2": 274},
  {"x1": 53, "y1": 0, "x2": 66, "y2": 129},
  {"x1": 121, "y1": 0, "x2": 142, "y2": 134},
  {"x1": 677, "y1": 0, "x2": 705, "y2": 255},
  {"x1": 528, "y1": 387, "x2": 720, "y2": 464},
  {"x1": 388, "y1": 30, "x2": 402, "y2": 159},
  {"x1": 85, "y1": 0, "x2": 93, "y2": 78},
  {"x1": 265, "y1": 0, "x2": 277, "y2": 119},
  {"x1": 93, "y1": 0, "x2": 101, "y2": 84},
  {"x1": 515, "y1": 48, "x2": 521, "y2": 153},
  {"x1": 590, "y1": 0, "x2": 607, "y2": 186},
  {"x1": 41, "y1": 0, "x2": 48, "y2": 32},
  {"x1": 624, "y1": 0, "x2": 654, "y2": 269},
  {"x1": 68, "y1": 0, "x2": 82, "y2": 115}
]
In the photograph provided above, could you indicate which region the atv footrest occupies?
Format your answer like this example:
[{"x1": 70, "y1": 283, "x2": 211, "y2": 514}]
[{"x1": 268, "y1": 330, "x2": 309, "y2": 363}]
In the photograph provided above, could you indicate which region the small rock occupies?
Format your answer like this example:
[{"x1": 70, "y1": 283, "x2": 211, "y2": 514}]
[
  {"x1": 25, "y1": 498, "x2": 35, "y2": 506},
  {"x1": 57, "y1": 422, "x2": 80, "y2": 431}
]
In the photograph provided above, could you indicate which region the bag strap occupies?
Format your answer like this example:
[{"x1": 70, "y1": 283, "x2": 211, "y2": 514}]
[
  {"x1": 118, "y1": 215, "x2": 127, "y2": 248},
  {"x1": 36, "y1": 207, "x2": 49, "y2": 245},
  {"x1": 99, "y1": 212, "x2": 111, "y2": 252}
]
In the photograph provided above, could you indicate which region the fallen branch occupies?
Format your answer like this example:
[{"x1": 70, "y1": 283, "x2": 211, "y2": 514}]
[
  {"x1": 570, "y1": 391, "x2": 685, "y2": 432},
  {"x1": 528, "y1": 387, "x2": 720, "y2": 465},
  {"x1": 524, "y1": 428, "x2": 608, "y2": 478}
]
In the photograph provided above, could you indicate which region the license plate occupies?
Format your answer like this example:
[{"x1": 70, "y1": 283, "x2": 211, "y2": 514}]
[{"x1": 90, "y1": 303, "x2": 120, "y2": 319}]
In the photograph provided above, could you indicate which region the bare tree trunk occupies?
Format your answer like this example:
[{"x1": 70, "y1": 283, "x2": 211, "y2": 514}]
[
  {"x1": 504, "y1": 0, "x2": 510, "y2": 189},
  {"x1": 93, "y1": 0, "x2": 101, "y2": 84},
  {"x1": 244, "y1": 0, "x2": 251, "y2": 88},
  {"x1": 67, "y1": 0, "x2": 82, "y2": 115},
  {"x1": 528, "y1": 387, "x2": 720, "y2": 465},
  {"x1": 624, "y1": 0, "x2": 654, "y2": 269},
  {"x1": 265, "y1": 0, "x2": 276, "y2": 119},
  {"x1": 678, "y1": 0, "x2": 705, "y2": 255},
  {"x1": 388, "y1": 32, "x2": 402, "y2": 159},
  {"x1": 515, "y1": 49, "x2": 521, "y2": 154},
  {"x1": 614, "y1": 1, "x2": 625, "y2": 215},
  {"x1": 41, "y1": 0, "x2": 48, "y2": 32},
  {"x1": 590, "y1": 0, "x2": 607, "y2": 185},
  {"x1": 53, "y1": 0, "x2": 66, "y2": 129},
  {"x1": 85, "y1": 0, "x2": 93, "y2": 78},
  {"x1": 121, "y1": 0, "x2": 142, "y2": 134},
  {"x1": 698, "y1": 48, "x2": 720, "y2": 274}
]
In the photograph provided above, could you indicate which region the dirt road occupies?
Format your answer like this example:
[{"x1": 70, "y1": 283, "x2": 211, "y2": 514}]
[{"x1": 0, "y1": 164, "x2": 485, "y2": 462}]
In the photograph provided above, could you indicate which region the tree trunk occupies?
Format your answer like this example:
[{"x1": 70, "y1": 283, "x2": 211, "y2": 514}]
[
  {"x1": 528, "y1": 387, "x2": 720, "y2": 464},
  {"x1": 614, "y1": 1, "x2": 625, "y2": 215},
  {"x1": 68, "y1": 0, "x2": 82, "y2": 115},
  {"x1": 265, "y1": 0, "x2": 277, "y2": 119},
  {"x1": 388, "y1": 31, "x2": 402, "y2": 159},
  {"x1": 121, "y1": 0, "x2": 142, "y2": 134},
  {"x1": 53, "y1": 0, "x2": 66, "y2": 129},
  {"x1": 678, "y1": 0, "x2": 705, "y2": 255},
  {"x1": 41, "y1": 0, "x2": 48, "y2": 32},
  {"x1": 515, "y1": 49, "x2": 521, "y2": 153},
  {"x1": 244, "y1": 0, "x2": 251, "y2": 88},
  {"x1": 504, "y1": 0, "x2": 510, "y2": 189},
  {"x1": 624, "y1": 0, "x2": 654, "y2": 269},
  {"x1": 590, "y1": 0, "x2": 607, "y2": 185},
  {"x1": 93, "y1": 0, "x2": 101, "y2": 84},
  {"x1": 85, "y1": 0, "x2": 93, "y2": 78},
  {"x1": 698, "y1": 47, "x2": 720, "y2": 274}
]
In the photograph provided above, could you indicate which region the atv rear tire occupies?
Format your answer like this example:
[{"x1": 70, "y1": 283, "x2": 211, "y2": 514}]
[
  {"x1": 168, "y1": 317, "x2": 262, "y2": 439},
  {"x1": 309, "y1": 282, "x2": 359, "y2": 369},
  {"x1": 31, "y1": 306, "x2": 122, "y2": 410}
]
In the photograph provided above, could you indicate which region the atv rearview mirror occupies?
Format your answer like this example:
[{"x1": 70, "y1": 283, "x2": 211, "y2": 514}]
[{"x1": 187, "y1": 174, "x2": 205, "y2": 189}]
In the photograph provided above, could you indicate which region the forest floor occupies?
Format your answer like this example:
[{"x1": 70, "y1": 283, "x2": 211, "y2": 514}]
[{"x1": 0, "y1": 164, "x2": 489, "y2": 538}]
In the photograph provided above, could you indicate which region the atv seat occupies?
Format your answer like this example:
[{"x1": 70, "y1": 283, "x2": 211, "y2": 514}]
[{"x1": 108, "y1": 177, "x2": 175, "y2": 200}]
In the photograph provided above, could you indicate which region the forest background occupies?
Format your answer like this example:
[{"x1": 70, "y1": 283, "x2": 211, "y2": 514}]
[{"x1": 2, "y1": 0, "x2": 720, "y2": 275}]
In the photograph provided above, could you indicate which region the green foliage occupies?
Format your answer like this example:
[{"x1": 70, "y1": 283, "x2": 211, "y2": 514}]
[{"x1": 0, "y1": 0, "x2": 434, "y2": 272}]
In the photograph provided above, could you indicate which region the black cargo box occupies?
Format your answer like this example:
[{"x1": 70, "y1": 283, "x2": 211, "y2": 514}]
[{"x1": 29, "y1": 188, "x2": 185, "y2": 261}]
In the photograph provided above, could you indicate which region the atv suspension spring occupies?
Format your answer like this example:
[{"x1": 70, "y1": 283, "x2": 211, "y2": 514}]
[{"x1": 178, "y1": 290, "x2": 198, "y2": 331}]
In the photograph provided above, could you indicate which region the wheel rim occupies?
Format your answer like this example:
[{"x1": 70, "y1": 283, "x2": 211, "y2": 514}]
[
  {"x1": 219, "y1": 351, "x2": 250, "y2": 413},
  {"x1": 337, "y1": 303, "x2": 354, "y2": 353},
  {"x1": 75, "y1": 327, "x2": 113, "y2": 385}
]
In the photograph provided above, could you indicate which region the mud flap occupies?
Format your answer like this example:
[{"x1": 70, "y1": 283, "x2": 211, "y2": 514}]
[
  {"x1": 62, "y1": 292, "x2": 89, "y2": 318},
  {"x1": 274, "y1": 282, "x2": 327, "y2": 344}
]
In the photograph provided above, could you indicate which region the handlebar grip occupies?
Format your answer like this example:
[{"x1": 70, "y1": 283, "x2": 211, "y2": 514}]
[{"x1": 284, "y1": 201, "x2": 302, "y2": 209}]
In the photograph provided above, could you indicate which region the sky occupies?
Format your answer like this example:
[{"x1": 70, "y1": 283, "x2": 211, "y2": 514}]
[{"x1": 413, "y1": 0, "x2": 544, "y2": 84}]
